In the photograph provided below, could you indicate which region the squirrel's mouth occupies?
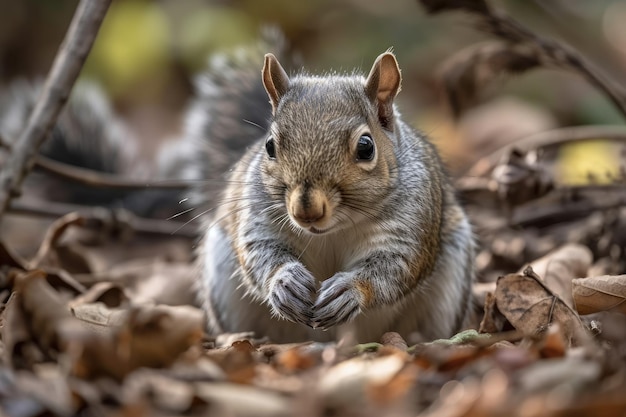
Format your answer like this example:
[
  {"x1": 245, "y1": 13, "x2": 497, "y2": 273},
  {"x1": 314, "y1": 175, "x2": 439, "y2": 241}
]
[{"x1": 308, "y1": 226, "x2": 331, "y2": 235}]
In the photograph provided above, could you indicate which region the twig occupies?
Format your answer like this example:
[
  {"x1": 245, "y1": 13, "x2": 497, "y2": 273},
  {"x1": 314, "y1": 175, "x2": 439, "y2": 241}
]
[
  {"x1": 35, "y1": 155, "x2": 192, "y2": 190},
  {"x1": 8, "y1": 199, "x2": 197, "y2": 239},
  {"x1": 465, "y1": 125, "x2": 626, "y2": 177},
  {"x1": 419, "y1": 0, "x2": 626, "y2": 118},
  {"x1": 512, "y1": 193, "x2": 626, "y2": 227},
  {"x1": 0, "y1": 0, "x2": 111, "y2": 220}
]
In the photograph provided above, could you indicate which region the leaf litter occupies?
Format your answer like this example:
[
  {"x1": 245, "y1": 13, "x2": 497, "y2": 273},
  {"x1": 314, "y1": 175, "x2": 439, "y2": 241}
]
[{"x1": 0, "y1": 203, "x2": 625, "y2": 417}]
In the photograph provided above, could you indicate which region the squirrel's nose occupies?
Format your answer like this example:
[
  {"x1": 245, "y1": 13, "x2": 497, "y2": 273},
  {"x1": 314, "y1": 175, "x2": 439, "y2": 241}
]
[
  {"x1": 293, "y1": 205, "x2": 325, "y2": 224},
  {"x1": 289, "y1": 186, "x2": 327, "y2": 226}
]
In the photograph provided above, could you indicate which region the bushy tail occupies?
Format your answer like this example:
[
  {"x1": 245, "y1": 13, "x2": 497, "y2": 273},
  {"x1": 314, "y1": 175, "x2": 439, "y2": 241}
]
[
  {"x1": 0, "y1": 80, "x2": 183, "y2": 218},
  {"x1": 181, "y1": 28, "x2": 296, "y2": 208}
]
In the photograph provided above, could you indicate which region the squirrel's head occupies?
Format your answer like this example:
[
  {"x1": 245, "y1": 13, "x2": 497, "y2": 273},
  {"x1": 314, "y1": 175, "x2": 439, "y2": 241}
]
[{"x1": 260, "y1": 52, "x2": 402, "y2": 235}]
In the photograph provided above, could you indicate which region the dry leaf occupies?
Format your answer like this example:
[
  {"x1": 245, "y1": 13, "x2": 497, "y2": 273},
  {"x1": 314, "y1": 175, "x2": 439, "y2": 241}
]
[
  {"x1": 537, "y1": 323, "x2": 567, "y2": 358},
  {"x1": 275, "y1": 346, "x2": 317, "y2": 372},
  {"x1": 2, "y1": 292, "x2": 45, "y2": 368},
  {"x1": 495, "y1": 268, "x2": 585, "y2": 343},
  {"x1": 479, "y1": 291, "x2": 508, "y2": 333},
  {"x1": 527, "y1": 244, "x2": 592, "y2": 309},
  {"x1": 68, "y1": 282, "x2": 129, "y2": 309},
  {"x1": 380, "y1": 332, "x2": 408, "y2": 351},
  {"x1": 13, "y1": 269, "x2": 80, "y2": 352},
  {"x1": 75, "y1": 259, "x2": 197, "y2": 307},
  {"x1": 572, "y1": 275, "x2": 626, "y2": 315},
  {"x1": 29, "y1": 212, "x2": 86, "y2": 270},
  {"x1": 68, "y1": 304, "x2": 204, "y2": 380}
]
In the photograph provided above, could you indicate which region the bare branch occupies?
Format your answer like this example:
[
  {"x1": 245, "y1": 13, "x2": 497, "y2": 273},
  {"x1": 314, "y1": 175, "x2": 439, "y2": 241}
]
[
  {"x1": 0, "y1": 0, "x2": 111, "y2": 220},
  {"x1": 465, "y1": 125, "x2": 626, "y2": 177},
  {"x1": 419, "y1": 0, "x2": 626, "y2": 119},
  {"x1": 35, "y1": 155, "x2": 192, "y2": 191},
  {"x1": 8, "y1": 199, "x2": 197, "y2": 239}
]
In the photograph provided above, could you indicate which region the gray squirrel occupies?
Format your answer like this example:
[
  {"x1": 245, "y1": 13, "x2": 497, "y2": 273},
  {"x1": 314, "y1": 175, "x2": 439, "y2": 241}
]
[
  {"x1": 190, "y1": 33, "x2": 475, "y2": 343},
  {"x1": 1, "y1": 31, "x2": 475, "y2": 343}
]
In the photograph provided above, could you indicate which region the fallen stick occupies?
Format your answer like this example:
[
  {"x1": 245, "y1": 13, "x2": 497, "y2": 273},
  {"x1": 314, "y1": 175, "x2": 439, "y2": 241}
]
[{"x1": 0, "y1": 0, "x2": 111, "y2": 219}]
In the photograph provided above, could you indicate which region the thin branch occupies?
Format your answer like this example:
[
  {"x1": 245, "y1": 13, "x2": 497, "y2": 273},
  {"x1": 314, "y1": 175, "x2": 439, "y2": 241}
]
[
  {"x1": 0, "y1": 0, "x2": 111, "y2": 220},
  {"x1": 465, "y1": 125, "x2": 626, "y2": 177},
  {"x1": 8, "y1": 199, "x2": 197, "y2": 239},
  {"x1": 419, "y1": 0, "x2": 626, "y2": 119},
  {"x1": 35, "y1": 155, "x2": 192, "y2": 190}
]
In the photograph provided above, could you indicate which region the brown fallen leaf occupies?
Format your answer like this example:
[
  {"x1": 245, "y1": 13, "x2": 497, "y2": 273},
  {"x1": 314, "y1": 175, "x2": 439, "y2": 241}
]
[
  {"x1": 68, "y1": 282, "x2": 129, "y2": 309},
  {"x1": 74, "y1": 259, "x2": 197, "y2": 307},
  {"x1": 2, "y1": 292, "x2": 45, "y2": 368},
  {"x1": 13, "y1": 269, "x2": 81, "y2": 352},
  {"x1": 479, "y1": 291, "x2": 509, "y2": 333},
  {"x1": 68, "y1": 304, "x2": 204, "y2": 380},
  {"x1": 275, "y1": 345, "x2": 318, "y2": 373},
  {"x1": 29, "y1": 212, "x2": 87, "y2": 270},
  {"x1": 526, "y1": 244, "x2": 593, "y2": 309},
  {"x1": 572, "y1": 275, "x2": 626, "y2": 315},
  {"x1": 380, "y1": 332, "x2": 408, "y2": 351},
  {"x1": 536, "y1": 323, "x2": 567, "y2": 359},
  {"x1": 494, "y1": 267, "x2": 586, "y2": 344}
]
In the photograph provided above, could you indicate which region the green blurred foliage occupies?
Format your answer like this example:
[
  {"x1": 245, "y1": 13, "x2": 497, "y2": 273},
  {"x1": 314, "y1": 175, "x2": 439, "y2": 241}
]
[{"x1": 84, "y1": 0, "x2": 171, "y2": 100}]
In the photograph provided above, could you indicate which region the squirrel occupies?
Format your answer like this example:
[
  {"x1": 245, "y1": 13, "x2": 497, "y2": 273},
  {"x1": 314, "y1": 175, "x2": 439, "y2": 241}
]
[{"x1": 191, "y1": 33, "x2": 476, "y2": 343}]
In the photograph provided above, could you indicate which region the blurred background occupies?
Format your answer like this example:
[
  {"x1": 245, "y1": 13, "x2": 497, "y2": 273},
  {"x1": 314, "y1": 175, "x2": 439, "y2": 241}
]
[{"x1": 0, "y1": 0, "x2": 625, "y2": 175}]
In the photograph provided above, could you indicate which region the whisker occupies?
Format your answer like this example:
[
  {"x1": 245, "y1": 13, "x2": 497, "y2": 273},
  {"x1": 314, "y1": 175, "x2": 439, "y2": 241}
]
[
  {"x1": 167, "y1": 206, "x2": 196, "y2": 220},
  {"x1": 242, "y1": 119, "x2": 266, "y2": 131}
]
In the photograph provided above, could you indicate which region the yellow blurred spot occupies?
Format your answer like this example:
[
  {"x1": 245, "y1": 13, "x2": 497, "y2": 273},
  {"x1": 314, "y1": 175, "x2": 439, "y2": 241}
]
[
  {"x1": 177, "y1": 7, "x2": 255, "y2": 72},
  {"x1": 84, "y1": 0, "x2": 170, "y2": 97},
  {"x1": 556, "y1": 140, "x2": 620, "y2": 185}
]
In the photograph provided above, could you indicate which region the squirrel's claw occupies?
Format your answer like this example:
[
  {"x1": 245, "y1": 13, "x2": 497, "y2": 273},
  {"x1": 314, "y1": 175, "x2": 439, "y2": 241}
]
[
  {"x1": 268, "y1": 263, "x2": 316, "y2": 326},
  {"x1": 311, "y1": 273, "x2": 361, "y2": 329}
]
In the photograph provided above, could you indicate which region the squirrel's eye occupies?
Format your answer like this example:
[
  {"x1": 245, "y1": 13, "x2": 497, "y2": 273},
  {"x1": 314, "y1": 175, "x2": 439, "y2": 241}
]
[
  {"x1": 265, "y1": 136, "x2": 276, "y2": 159},
  {"x1": 356, "y1": 134, "x2": 375, "y2": 161}
]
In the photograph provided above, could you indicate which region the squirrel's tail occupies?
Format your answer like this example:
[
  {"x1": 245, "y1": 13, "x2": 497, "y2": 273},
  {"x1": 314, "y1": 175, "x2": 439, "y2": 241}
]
[
  {"x1": 0, "y1": 80, "x2": 183, "y2": 218},
  {"x1": 181, "y1": 28, "x2": 296, "y2": 208}
]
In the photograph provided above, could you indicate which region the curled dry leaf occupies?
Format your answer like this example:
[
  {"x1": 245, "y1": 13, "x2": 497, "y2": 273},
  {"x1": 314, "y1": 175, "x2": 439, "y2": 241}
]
[
  {"x1": 572, "y1": 275, "x2": 626, "y2": 315},
  {"x1": 14, "y1": 269, "x2": 80, "y2": 352},
  {"x1": 380, "y1": 332, "x2": 408, "y2": 351},
  {"x1": 494, "y1": 268, "x2": 586, "y2": 344},
  {"x1": 68, "y1": 282, "x2": 129, "y2": 309},
  {"x1": 527, "y1": 244, "x2": 593, "y2": 309},
  {"x1": 29, "y1": 212, "x2": 86, "y2": 270}
]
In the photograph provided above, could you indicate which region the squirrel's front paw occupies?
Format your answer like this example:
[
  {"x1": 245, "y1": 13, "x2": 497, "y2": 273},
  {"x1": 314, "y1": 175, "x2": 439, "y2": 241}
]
[
  {"x1": 268, "y1": 262, "x2": 316, "y2": 326},
  {"x1": 312, "y1": 273, "x2": 362, "y2": 329}
]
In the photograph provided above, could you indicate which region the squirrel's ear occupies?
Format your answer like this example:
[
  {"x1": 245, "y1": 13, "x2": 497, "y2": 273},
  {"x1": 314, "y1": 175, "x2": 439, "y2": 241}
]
[
  {"x1": 365, "y1": 52, "x2": 402, "y2": 130},
  {"x1": 262, "y1": 53, "x2": 290, "y2": 114}
]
